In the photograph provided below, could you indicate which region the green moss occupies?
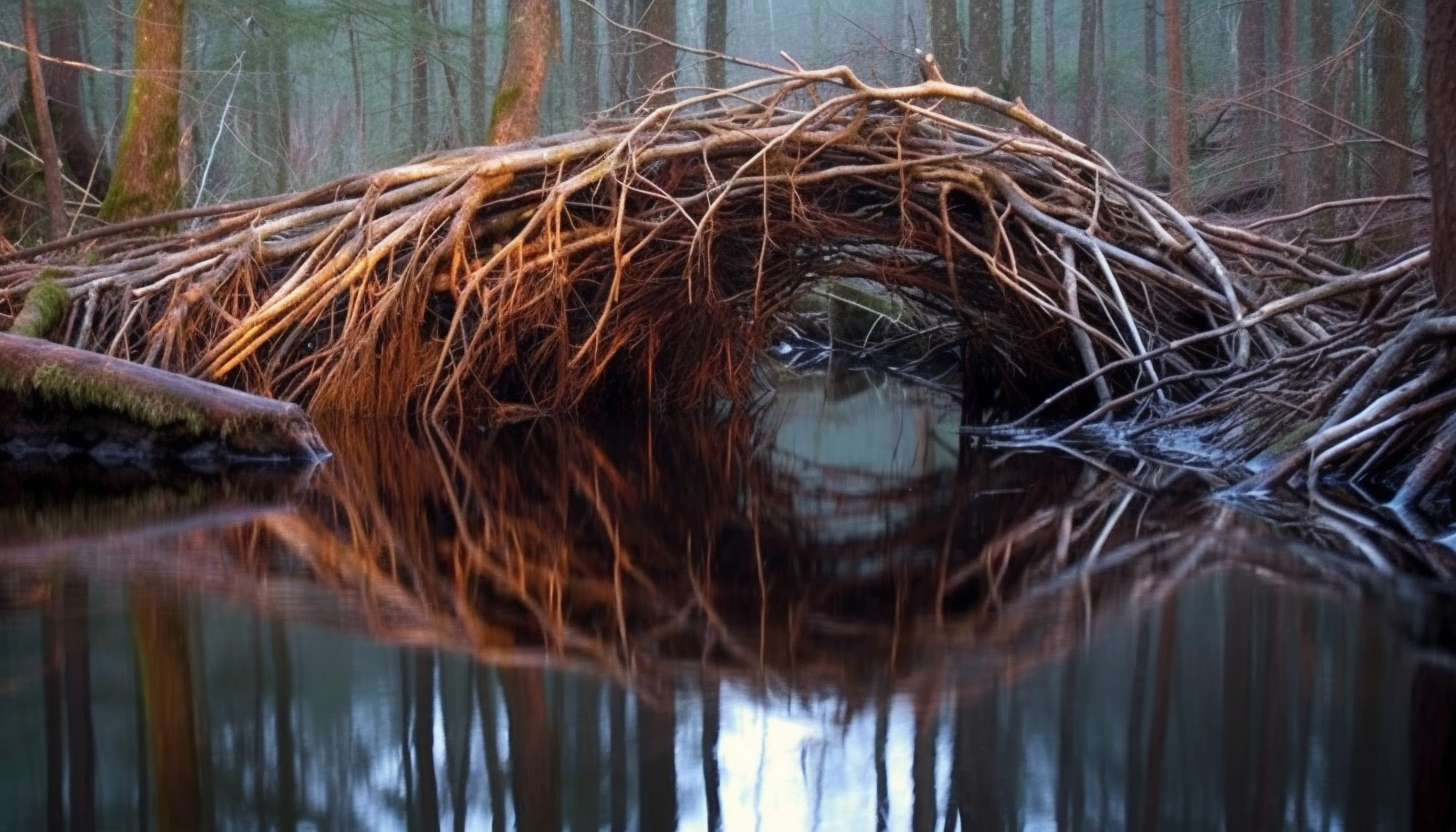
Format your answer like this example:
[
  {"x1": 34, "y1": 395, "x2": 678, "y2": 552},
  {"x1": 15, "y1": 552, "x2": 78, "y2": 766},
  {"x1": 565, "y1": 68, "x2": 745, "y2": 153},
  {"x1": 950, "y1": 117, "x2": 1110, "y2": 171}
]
[
  {"x1": 1265, "y1": 420, "x2": 1316, "y2": 455},
  {"x1": 8, "y1": 275, "x2": 69, "y2": 339},
  {"x1": 489, "y1": 86, "x2": 524, "y2": 133},
  {"x1": 13, "y1": 362, "x2": 210, "y2": 436}
]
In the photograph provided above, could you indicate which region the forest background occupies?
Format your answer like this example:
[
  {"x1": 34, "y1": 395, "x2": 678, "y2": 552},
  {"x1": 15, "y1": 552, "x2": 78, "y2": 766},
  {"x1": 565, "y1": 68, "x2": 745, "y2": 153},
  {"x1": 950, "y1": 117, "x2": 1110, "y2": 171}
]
[{"x1": 0, "y1": 0, "x2": 1430, "y2": 251}]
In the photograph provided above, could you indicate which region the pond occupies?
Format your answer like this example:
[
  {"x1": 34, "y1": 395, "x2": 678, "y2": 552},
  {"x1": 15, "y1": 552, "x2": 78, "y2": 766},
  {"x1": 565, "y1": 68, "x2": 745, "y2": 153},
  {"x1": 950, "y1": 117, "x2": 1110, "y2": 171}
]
[{"x1": 1, "y1": 369, "x2": 1454, "y2": 832}]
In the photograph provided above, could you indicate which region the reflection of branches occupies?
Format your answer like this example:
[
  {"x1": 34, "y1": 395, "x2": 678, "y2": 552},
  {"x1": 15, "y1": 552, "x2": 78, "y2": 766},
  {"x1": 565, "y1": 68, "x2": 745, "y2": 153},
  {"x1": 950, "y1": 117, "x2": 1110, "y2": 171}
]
[{"x1": 214, "y1": 417, "x2": 1420, "y2": 700}]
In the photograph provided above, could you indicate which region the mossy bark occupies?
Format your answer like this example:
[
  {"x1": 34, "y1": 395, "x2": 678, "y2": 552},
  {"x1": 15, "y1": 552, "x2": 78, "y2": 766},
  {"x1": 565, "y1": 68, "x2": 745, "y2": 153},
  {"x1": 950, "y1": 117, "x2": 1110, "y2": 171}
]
[
  {"x1": 0, "y1": 333, "x2": 326, "y2": 463},
  {"x1": 487, "y1": 0, "x2": 559, "y2": 145},
  {"x1": 98, "y1": 0, "x2": 188, "y2": 226}
]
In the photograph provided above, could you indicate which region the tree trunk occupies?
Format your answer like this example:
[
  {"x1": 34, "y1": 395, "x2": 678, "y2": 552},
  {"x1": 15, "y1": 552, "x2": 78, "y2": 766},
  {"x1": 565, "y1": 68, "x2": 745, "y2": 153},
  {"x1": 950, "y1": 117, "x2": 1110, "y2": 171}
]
[
  {"x1": 429, "y1": 0, "x2": 466, "y2": 146},
  {"x1": 573, "y1": 0, "x2": 601, "y2": 117},
  {"x1": 98, "y1": 0, "x2": 188, "y2": 225},
  {"x1": 1143, "y1": 0, "x2": 1158, "y2": 184},
  {"x1": 1278, "y1": 0, "x2": 1302, "y2": 209},
  {"x1": 631, "y1": 0, "x2": 677, "y2": 107},
  {"x1": 1164, "y1": 0, "x2": 1190, "y2": 209},
  {"x1": 411, "y1": 0, "x2": 432, "y2": 151},
  {"x1": 968, "y1": 0, "x2": 1004, "y2": 95},
  {"x1": 1371, "y1": 0, "x2": 1411, "y2": 195},
  {"x1": 928, "y1": 0, "x2": 961, "y2": 81},
  {"x1": 46, "y1": 3, "x2": 113, "y2": 204},
  {"x1": 489, "y1": 0, "x2": 560, "y2": 144},
  {"x1": 270, "y1": 24, "x2": 292, "y2": 194},
  {"x1": 1308, "y1": 0, "x2": 1336, "y2": 208},
  {"x1": 1043, "y1": 0, "x2": 1056, "y2": 122},
  {"x1": 1429, "y1": 0, "x2": 1456, "y2": 306},
  {"x1": 471, "y1": 0, "x2": 488, "y2": 142},
  {"x1": 1074, "y1": 0, "x2": 1098, "y2": 141},
  {"x1": 1237, "y1": 0, "x2": 1268, "y2": 180},
  {"x1": 705, "y1": 0, "x2": 728, "y2": 91},
  {"x1": 1009, "y1": 0, "x2": 1031, "y2": 97},
  {"x1": 21, "y1": 0, "x2": 67, "y2": 238}
]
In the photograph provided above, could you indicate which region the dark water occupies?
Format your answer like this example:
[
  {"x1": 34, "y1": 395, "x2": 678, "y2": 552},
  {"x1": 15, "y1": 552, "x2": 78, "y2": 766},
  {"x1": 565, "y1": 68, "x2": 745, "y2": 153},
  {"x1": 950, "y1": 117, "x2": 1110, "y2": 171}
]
[{"x1": 2, "y1": 371, "x2": 1455, "y2": 832}]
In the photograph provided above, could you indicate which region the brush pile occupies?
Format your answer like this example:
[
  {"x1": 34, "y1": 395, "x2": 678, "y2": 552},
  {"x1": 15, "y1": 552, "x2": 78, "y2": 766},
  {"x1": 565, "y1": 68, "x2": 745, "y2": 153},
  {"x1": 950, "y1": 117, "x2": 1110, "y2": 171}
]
[{"x1": 0, "y1": 64, "x2": 1448, "y2": 506}]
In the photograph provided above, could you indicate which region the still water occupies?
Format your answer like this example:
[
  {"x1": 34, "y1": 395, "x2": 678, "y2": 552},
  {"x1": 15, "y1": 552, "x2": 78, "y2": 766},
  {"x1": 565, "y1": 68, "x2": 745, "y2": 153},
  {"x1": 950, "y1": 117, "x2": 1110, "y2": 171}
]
[{"x1": 1, "y1": 370, "x2": 1454, "y2": 832}]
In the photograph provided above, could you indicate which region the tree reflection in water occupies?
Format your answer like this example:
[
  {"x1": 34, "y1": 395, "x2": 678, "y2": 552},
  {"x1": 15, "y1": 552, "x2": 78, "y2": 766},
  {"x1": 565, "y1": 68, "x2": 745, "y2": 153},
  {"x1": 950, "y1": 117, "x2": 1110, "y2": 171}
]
[{"x1": 0, "y1": 377, "x2": 1452, "y2": 830}]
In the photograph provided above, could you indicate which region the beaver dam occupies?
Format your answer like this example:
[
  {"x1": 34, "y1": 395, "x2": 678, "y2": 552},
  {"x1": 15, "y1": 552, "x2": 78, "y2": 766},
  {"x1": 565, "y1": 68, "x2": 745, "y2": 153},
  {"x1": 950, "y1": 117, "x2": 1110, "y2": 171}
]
[{"x1": 0, "y1": 65, "x2": 1451, "y2": 521}]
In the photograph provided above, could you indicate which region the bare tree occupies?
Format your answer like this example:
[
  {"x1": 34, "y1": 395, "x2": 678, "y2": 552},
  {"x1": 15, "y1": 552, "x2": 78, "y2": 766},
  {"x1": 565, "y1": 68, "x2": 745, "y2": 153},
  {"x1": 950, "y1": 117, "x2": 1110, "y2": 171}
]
[
  {"x1": 968, "y1": 0, "x2": 1004, "y2": 95},
  {"x1": 411, "y1": 0, "x2": 432, "y2": 150},
  {"x1": 1278, "y1": 0, "x2": 1302, "y2": 209},
  {"x1": 1429, "y1": 0, "x2": 1456, "y2": 306},
  {"x1": 706, "y1": 0, "x2": 728, "y2": 90},
  {"x1": 20, "y1": 0, "x2": 66, "y2": 237},
  {"x1": 1237, "y1": 0, "x2": 1268, "y2": 178},
  {"x1": 1074, "y1": 0, "x2": 1099, "y2": 141},
  {"x1": 928, "y1": 0, "x2": 961, "y2": 81},
  {"x1": 1371, "y1": 0, "x2": 1411, "y2": 195},
  {"x1": 1009, "y1": 0, "x2": 1032, "y2": 96},
  {"x1": 631, "y1": 0, "x2": 678, "y2": 107},
  {"x1": 1163, "y1": 0, "x2": 1190, "y2": 209}
]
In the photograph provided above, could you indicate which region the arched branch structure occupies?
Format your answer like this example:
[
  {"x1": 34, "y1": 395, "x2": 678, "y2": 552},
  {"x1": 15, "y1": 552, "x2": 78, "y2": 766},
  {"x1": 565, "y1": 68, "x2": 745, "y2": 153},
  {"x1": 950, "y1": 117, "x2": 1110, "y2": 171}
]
[{"x1": 0, "y1": 65, "x2": 1448, "y2": 508}]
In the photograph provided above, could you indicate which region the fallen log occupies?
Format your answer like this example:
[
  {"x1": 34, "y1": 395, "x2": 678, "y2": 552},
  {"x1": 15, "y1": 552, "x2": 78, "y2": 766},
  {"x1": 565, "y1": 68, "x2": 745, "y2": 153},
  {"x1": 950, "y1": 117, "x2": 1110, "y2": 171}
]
[{"x1": 0, "y1": 332, "x2": 327, "y2": 465}]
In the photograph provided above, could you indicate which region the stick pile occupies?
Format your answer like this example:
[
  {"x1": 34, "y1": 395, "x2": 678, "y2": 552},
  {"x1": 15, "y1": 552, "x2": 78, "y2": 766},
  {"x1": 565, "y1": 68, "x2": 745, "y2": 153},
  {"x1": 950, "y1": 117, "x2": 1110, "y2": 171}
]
[{"x1": 0, "y1": 65, "x2": 1447, "y2": 507}]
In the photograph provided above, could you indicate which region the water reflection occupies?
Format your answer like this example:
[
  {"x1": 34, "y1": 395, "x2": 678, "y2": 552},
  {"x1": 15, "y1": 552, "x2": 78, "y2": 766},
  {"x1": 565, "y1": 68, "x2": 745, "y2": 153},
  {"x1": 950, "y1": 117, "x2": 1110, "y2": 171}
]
[
  {"x1": 0, "y1": 373, "x2": 1453, "y2": 830},
  {"x1": 2, "y1": 570, "x2": 1451, "y2": 831}
]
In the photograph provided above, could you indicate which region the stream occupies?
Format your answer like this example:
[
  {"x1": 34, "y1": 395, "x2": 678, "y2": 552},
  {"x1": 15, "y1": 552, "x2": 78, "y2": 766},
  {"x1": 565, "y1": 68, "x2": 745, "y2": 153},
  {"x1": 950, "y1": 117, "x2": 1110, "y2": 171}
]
[{"x1": 1, "y1": 369, "x2": 1453, "y2": 831}]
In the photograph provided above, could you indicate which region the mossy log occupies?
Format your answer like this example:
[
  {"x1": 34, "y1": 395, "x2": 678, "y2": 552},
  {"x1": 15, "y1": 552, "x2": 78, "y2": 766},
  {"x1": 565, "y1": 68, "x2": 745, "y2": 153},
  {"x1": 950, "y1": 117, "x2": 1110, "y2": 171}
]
[{"x1": 0, "y1": 332, "x2": 326, "y2": 465}]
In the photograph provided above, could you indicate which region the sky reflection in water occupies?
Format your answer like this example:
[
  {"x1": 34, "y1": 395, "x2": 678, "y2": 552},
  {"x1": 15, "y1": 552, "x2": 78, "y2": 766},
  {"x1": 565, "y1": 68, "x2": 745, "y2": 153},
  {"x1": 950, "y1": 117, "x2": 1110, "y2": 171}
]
[{"x1": 0, "y1": 371, "x2": 1453, "y2": 832}]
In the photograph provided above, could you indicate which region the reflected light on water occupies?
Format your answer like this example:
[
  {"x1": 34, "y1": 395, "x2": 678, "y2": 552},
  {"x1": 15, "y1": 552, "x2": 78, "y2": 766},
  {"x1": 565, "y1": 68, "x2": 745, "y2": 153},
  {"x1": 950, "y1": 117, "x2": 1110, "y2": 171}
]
[{"x1": 0, "y1": 371, "x2": 1453, "y2": 831}]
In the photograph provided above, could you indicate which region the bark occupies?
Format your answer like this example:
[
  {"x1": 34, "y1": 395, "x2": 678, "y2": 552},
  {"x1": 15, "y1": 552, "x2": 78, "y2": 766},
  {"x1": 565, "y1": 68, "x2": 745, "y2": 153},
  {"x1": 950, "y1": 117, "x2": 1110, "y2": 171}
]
[
  {"x1": 348, "y1": 20, "x2": 367, "y2": 159},
  {"x1": 1371, "y1": 0, "x2": 1411, "y2": 195},
  {"x1": 411, "y1": 0, "x2": 432, "y2": 151},
  {"x1": 0, "y1": 332, "x2": 327, "y2": 462},
  {"x1": 1043, "y1": 0, "x2": 1055, "y2": 123},
  {"x1": 270, "y1": 24, "x2": 291, "y2": 193},
  {"x1": 21, "y1": 0, "x2": 66, "y2": 238},
  {"x1": 1429, "y1": 0, "x2": 1456, "y2": 306},
  {"x1": 489, "y1": 0, "x2": 560, "y2": 144},
  {"x1": 1277, "y1": 0, "x2": 1302, "y2": 209},
  {"x1": 1010, "y1": 0, "x2": 1031, "y2": 99},
  {"x1": 429, "y1": 0, "x2": 466, "y2": 145},
  {"x1": 471, "y1": 0, "x2": 488, "y2": 142},
  {"x1": 1163, "y1": 0, "x2": 1189, "y2": 209},
  {"x1": 573, "y1": 0, "x2": 601, "y2": 116},
  {"x1": 100, "y1": 0, "x2": 187, "y2": 223},
  {"x1": 1308, "y1": 0, "x2": 1336, "y2": 207},
  {"x1": 1074, "y1": 0, "x2": 1098, "y2": 141},
  {"x1": 631, "y1": 0, "x2": 678, "y2": 107},
  {"x1": 928, "y1": 0, "x2": 961, "y2": 81},
  {"x1": 1143, "y1": 0, "x2": 1158, "y2": 184},
  {"x1": 705, "y1": 0, "x2": 728, "y2": 91},
  {"x1": 968, "y1": 0, "x2": 1004, "y2": 95},
  {"x1": 1237, "y1": 0, "x2": 1268, "y2": 175},
  {"x1": 45, "y1": 3, "x2": 112, "y2": 203}
]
